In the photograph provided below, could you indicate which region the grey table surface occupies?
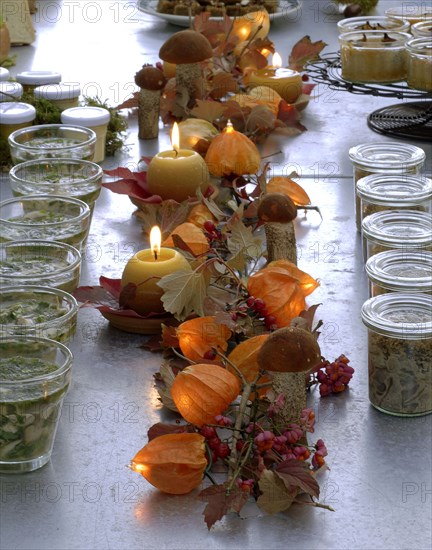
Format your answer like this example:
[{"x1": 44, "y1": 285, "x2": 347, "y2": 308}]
[{"x1": 0, "y1": 1, "x2": 431, "y2": 549}]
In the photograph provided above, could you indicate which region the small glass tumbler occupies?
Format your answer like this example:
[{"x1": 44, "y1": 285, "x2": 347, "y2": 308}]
[
  {"x1": 365, "y1": 250, "x2": 432, "y2": 297},
  {"x1": 0, "y1": 195, "x2": 91, "y2": 252},
  {"x1": 0, "y1": 286, "x2": 78, "y2": 344},
  {"x1": 0, "y1": 335, "x2": 73, "y2": 472},
  {"x1": 9, "y1": 158, "x2": 103, "y2": 216},
  {"x1": 8, "y1": 124, "x2": 96, "y2": 164},
  {"x1": 406, "y1": 37, "x2": 432, "y2": 91},
  {"x1": 361, "y1": 293, "x2": 432, "y2": 416},
  {"x1": 0, "y1": 240, "x2": 82, "y2": 294}
]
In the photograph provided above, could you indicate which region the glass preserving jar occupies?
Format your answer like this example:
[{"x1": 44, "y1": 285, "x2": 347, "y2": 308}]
[
  {"x1": 361, "y1": 210, "x2": 432, "y2": 261},
  {"x1": 349, "y1": 142, "x2": 426, "y2": 230},
  {"x1": 365, "y1": 250, "x2": 432, "y2": 297},
  {"x1": 339, "y1": 31, "x2": 410, "y2": 83},
  {"x1": 356, "y1": 174, "x2": 432, "y2": 231},
  {"x1": 406, "y1": 37, "x2": 432, "y2": 91},
  {"x1": 361, "y1": 292, "x2": 432, "y2": 416},
  {"x1": 337, "y1": 15, "x2": 410, "y2": 34},
  {"x1": 0, "y1": 103, "x2": 36, "y2": 140},
  {"x1": 384, "y1": 6, "x2": 432, "y2": 26},
  {"x1": 411, "y1": 20, "x2": 432, "y2": 38}
]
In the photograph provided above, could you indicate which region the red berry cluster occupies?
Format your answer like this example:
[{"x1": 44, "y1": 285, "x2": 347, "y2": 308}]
[
  {"x1": 200, "y1": 425, "x2": 231, "y2": 464},
  {"x1": 241, "y1": 296, "x2": 278, "y2": 331},
  {"x1": 203, "y1": 220, "x2": 224, "y2": 247},
  {"x1": 316, "y1": 355, "x2": 354, "y2": 397}
]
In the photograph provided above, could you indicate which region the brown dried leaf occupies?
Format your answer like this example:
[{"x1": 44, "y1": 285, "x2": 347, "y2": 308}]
[
  {"x1": 190, "y1": 100, "x2": 227, "y2": 122},
  {"x1": 158, "y1": 269, "x2": 211, "y2": 320},
  {"x1": 209, "y1": 72, "x2": 238, "y2": 100},
  {"x1": 275, "y1": 459, "x2": 320, "y2": 499},
  {"x1": 161, "y1": 324, "x2": 179, "y2": 348},
  {"x1": 245, "y1": 105, "x2": 276, "y2": 134},
  {"x1": 199, "y1": 483, "x2": 249, "y2": 530},
  {"x1": 118, "y1": 283, "x2": 137, "y2": 309},
  {"x1": 257, "y1": 469, "x2": 297, "y2": 514},
  {"x1": 155, "y1": 361, "x2": 179, "y2": 412},
  {"x1": 227, "y1": 218, "x2": 263, "y2": 260},
  {"x1": 288, "y1": 36, "x2": 327, "y2": 72},
  {"x1": 134, "y1": 201, "x2": 191, "y2": 237}
]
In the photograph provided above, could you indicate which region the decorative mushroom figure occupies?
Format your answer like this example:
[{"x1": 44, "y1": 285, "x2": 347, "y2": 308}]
[
  {"x1": 134, "y1": 64, "x2": 167, "y2": 139},
  {"x1": 257, "y1": 326, "x2": 321, "y2": 423},
  {"x1": 159, "y1": 30, "x2": 213, "y2": 105},
  {"x1": 257, "y1": 192, "x2": 298, "y2": 265}
]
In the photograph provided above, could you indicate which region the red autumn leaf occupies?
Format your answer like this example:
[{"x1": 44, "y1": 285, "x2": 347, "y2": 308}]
[
  {"x1": 115, "y1": 92, "x2": 139, "y2": 110},
  {"x1": 277, "y1": 101, "x2": 301, "y2": 124},
  {"x1": 103, "y1": 167, "x2": 163, "y2": 203},
  {"x1": 118, "y1": 282, "x2": 137, "y2": 308},
  {"x1": 288, "y1": 36, "x2": 327, "y2": 72},
  {"x1": 161, "y1": 324, "x2": 179, "y2": 348},
  {"x1": 198, "y1": 483, "x2": 249, "y2": 530},
  {"x1": 302, "y1": 82, "x2": 316, "y2": 95},
  {"x1": 100, "y1": 276, "x2": 122, "y2": 299},
  {"x1": 275, "y1": 459, "x2": 320, "y2": 499},
  {"x1": 147, "y1": 422, "x2": 193, "y2": 441},
  {"x1": 73, "y1": 285, "x2": 118, "y2": 309}
]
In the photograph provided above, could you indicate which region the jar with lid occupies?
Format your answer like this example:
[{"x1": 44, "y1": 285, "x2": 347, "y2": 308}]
[
  {"x1": 61, "y1": 106, "x2": 110, "y2": 163},
  {"x1": 406, "y1": 37, "x2": 432, "y2": 91},
  {"x1": 365, "y1": 250, "x2": 432, "y2": 297},
  {"x1": 339, "y1": 31, "x2": 410, "y2": 83},
  {"x1": 356, "y1": 174, "x2": 432, "y2": 231},
  {"x1": 34, "y1": 84, "x2": 81, "y2": 111},
  {"x1": 361, "y1": 292, "x2": 432, "y2": 416},
  {"x1": 361, "y1": 210, "x2": 432, "y2": 262},
  {"x1": 0, "y1": 82, "x2": 23, "y2": 102},
  {"x1": 0, "y1": 102, "x2": 36, "y2": 139},
  {"x1": 411, "y1": 20, "x2": 432, "y2": 38},
  {"x1": 349, "y1": 142, "x2": 426, "y2": 230},
  {"x1": 15, "y1": 70, "x2": 61, "y2": 93},
  {"x1": 0, "y1": 68, "x2": 10, "y2": 82}
]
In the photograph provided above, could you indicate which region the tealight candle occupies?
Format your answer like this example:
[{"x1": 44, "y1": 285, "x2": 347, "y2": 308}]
[
  {"x1": 147, "y1": 122, "x2": 210, "y2": 202},
  {"x1": 248, "y1": 52, "x2": 302, "y2": 104},
  {"x1": 121, "y1": 226, "x2": 192, "y2": 315}
]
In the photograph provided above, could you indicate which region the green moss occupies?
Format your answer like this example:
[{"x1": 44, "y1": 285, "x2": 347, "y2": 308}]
[{"x1": 82, "y1": 96, "x2": 128, "y2": 156}]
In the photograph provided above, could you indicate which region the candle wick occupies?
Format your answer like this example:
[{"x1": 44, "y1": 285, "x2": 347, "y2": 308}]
[
  {"x1": 173, "y1": 148, "x2": 178, "y2": 157},
  {"x1": 154, "y1": 250, "x2": 158, "y2": 260}
]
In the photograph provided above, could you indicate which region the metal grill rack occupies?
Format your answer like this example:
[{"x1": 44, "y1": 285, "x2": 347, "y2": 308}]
[{"x1": 306, "y1": 52, "x2": 432, "y2": 141}]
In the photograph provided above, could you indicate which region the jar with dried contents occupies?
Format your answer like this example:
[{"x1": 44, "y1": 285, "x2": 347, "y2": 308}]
[
  {"x1": 365, "y1": 250, "x2": 432, "y2": 297},
  {"x1": 361, "y1": 293, "x2": 432, "y2": 416}
]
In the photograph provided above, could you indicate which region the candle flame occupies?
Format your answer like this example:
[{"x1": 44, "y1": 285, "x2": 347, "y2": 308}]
[
  {"x1": 171, "y1": 122, "x2": 180, "y2": 153},
  {"x1": 225, "y1": 119, "x2": 234, "y2": 134},
  {"x1": 272, "y1": 52, "x2": 282, "y2": 68},
  {"x1": 150, "y1": 225, "x2": 161, "y2": 260}
]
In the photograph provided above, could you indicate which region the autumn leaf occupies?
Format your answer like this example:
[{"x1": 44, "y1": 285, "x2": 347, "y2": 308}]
[
  {"x1": 288, "y1": 35, "x2": 327, "y2": 72},
  {"x1": 257, "y1": 469, "x2": 297, "y2": 514},
  {"x1": 163, "y1": 222, "x2": 210, "y2": 257},
  {"x1": 245, "y1": 105, "x2": 276, "y2": 134},
  {"x1": 198, "y1": 483, "x2": 249, "y2": 530},
  {"x1": 154, "y1": 361, "x2": 179, "y2": 412},
  {"x1": 190, "y1": 100, "x2": 227, "y2": 122},
  {"x1": 103, "y1": 166, "x2": 162, "y2": 204},
  {"x1": 227, "y1": 218, "x2": 263, "y2": 261},
  {"x1": 134, "y1": 200, "x2": 191, "y2": 237},
  {"x1": 119, "y1": 282, "x2": 137, "y2": 308},
  {"x1": 158, "y1": 269, "x2": 211, "y2": 320},
  {"x1": 275, "y1": 459, "x2": 320, "y2": 499},
  {"x1": 161, "y1": 324, "x2": 179, "y2": 348},
  {"x1": 209, "y1": 72, "x2": 238, "y2": 100},
  {"x1": 116, "y1": 92, "x2": 139, "y2": 110},
  {"x1": 73, "y1": 285, "x2": 119, "y2": 309},
  {"x1": 238, "y1": 49, "x2": 268, "y2": 72}
]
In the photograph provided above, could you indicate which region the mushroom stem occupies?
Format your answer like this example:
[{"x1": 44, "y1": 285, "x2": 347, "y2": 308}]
[
  {"x1": 264, "y1": 221, "x2": 297, "y2": 265},
  {"x1": 271, "y1": 372, "x2": 306, "y2": 424},
  {"x1": 138, "y1": 89, "x2": 161, "y2": 139},
  {"x1": 175, "y1": 62, "x2": 203, "y2": 103}
]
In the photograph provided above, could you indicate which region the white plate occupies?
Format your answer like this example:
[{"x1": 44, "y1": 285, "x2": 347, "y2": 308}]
[{"x1": 137, "y1": 1, "x2": 302, "y2": 27}]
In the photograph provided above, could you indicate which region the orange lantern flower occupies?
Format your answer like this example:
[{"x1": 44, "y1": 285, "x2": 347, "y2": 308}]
[
  {"x1": 171, "y1": 363, "x2": 241, "y2": 426},
  {"x1": 227, "y1": 334, "x2": 271, "y2": 396},
  {"x1": 266, "y1": 176, "x2": 311, "y2": 206},
  {"x1": 247, "y1": 260, "x2": 319, "y2": 328},
  {"x1": 130, "y1": 433, "x2": 207, "y2": 494},
  {"x1": 176, "y1": 316, "x2": 232, "y2": 363}
]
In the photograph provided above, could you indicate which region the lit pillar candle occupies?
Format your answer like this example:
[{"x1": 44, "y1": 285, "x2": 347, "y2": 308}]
[
  {"x1": 121, "y1": 226, "x2": 192, "y2": 315},
  {"x1": 147, "y1": 122, "x2": 210, "y2": 202},
  {"x1": 248, "y1": 52, "x2": 302, "y2": 104}
]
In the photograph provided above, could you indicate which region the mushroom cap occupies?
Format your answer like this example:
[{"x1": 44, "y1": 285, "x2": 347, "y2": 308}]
[
  {"x1": 159, "y1": 30, "x2": 213, "y2": 64},
  {"x1": 257, "y1": 326, "x2": 321, "y2": 373},
  {"x1": 135, "y1": 65, "x2": 166, "y2": 90},
  {"x1": 257, "y1": 192, "x2": 297, "y2": 223}
]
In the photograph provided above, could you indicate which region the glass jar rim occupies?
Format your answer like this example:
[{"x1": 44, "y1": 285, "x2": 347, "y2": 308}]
[
  {"x1": 0, "y1": 194, "x2": 91, "y2": 227},
  {"x1": 361, "y1": 293, "x2": 432, "y2": 338},
  {"x1": 406, "y1": 36, "x2": 432, "y2": 52},
  {"x1": 356, "y1": 174, "x2": 432, "y2": 204},
  {"x1": 9, "y1": 157, "x2": 103, "y2": 186},
  {"x1": 0, "y1": 285, "x2": 79, "y2": 331},
  {"x1": 339, "y1": 30, "x2": 411, "y2": 46},
  {"x1": 0, "y1": 335, "x2": 73, "y2": 384},
  {"x1": 337, "y1": 15, "x2": 410, "y2": 33},
  {"x1": 365, "y1": 250, "x2": 432, "y2": 291},
  {"x1": 349, "y1": 142, "x2": 426, "y2": 170},
  {"x1": 8, "y1": 124, "x2": 97, "y2": 150},
  {"x1": 362, "y1": 210, "x2": 432, "y2": 245}
]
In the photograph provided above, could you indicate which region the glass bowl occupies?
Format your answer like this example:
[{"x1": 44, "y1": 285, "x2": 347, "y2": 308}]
[
  {"x1": 9, "y1": 158, "x2": 103, "y2": 214},
  {"x1": 8, "y1": 124, "x2": 97, "y2": 164},
  {"x1": 0, "y1": 335, "x2": 73, "y2": 472},
  {"x1": 0, "y1": 240, "x2": 81, "y2": 294},
  {"x1": 0, "y1": 286, "x2": 78, "y2": 344},
  {"x1": 0, "y1": 195, "x2": 91, "y2": 252}
]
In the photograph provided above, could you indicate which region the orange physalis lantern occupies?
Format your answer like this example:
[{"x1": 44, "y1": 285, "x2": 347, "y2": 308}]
[
  {"x1": 171, "y1": 364, "x2": 241, "y2": 427},
  {"x1": 130, "y1": 433, "x2": 207, "y2": 494},
  {"x1": 176, "y1": 316, "x2": 231, "y2": 363},
  {"x1": 227, "y1": 334, "x2": 271, "y2": 397},
  {"x1": 247, "y1": 260, "x2": 319, "y2": 328}
]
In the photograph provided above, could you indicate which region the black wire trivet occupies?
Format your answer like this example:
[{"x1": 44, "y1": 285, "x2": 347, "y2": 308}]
[{"x1": 306, "y1": 52, "x2": 432, "y2": 141}]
